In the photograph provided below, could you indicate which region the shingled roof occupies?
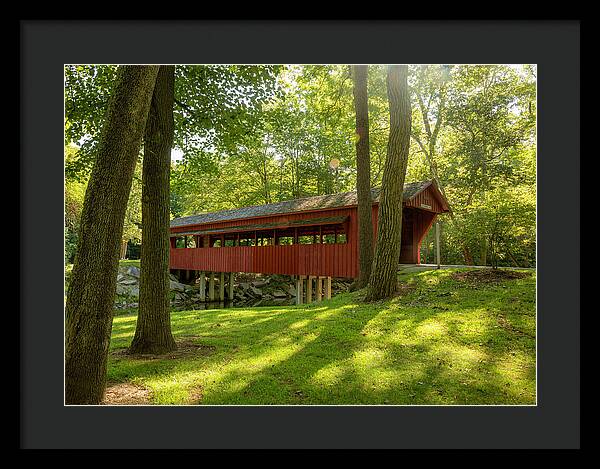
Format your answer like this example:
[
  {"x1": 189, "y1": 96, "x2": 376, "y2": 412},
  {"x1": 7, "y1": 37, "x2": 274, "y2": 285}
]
[{"x1": 170, "y1": 180, "x2": 433, "y2": 228}]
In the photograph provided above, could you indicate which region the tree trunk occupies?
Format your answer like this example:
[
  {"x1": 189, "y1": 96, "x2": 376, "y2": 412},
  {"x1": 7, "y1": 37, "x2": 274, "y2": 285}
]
[
  {"x1": 65, "y1": 66, "x2": 159, "y2": 404},
  {"x1": 365, "y1": 65, "x2": 412, "y2": 301},
  {"x1": 129, "y1": 66, "x2": 177, "y2": 355},
  {"x1": 351, "y1": 65, "x2": 373, "y2": 290}
]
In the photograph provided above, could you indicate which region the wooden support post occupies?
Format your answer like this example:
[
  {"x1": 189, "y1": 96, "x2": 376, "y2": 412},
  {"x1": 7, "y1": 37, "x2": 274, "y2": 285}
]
[
  {"x1": 219, "y1": 272, "x2": 225, "y2": 301},
  {"x1": 296, "y1": 275, "x2": 305, "y2": 305},
  {"x1": 208, "y1": 272, "x2": 215, "y2": 301},
  {"x1": 316, "y1": 277, "x2": 323, "y2": 302},
  {"x1": 435, "y1": 221, "x2": 441, "y2": 270},
  {"x1": 228, "y1": 272, "x2": 235, "y2": 301},
  {"x1": 199, "y1": 272, "x2": 206, "y2": 302},
  {"x1": 306, "y1": 276, "x2": 314, "y2": 303},
  {"x1": 325, "y1": 276, "x2": 332, "y2": 300},
  {"x1": 203, "y1": 236, "x2": 210, "y2": 248}
]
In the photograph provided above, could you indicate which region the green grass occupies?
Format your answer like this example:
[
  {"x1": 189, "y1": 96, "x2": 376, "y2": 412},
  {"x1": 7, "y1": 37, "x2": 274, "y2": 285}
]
[{"x1": 107, "y1": 268, "x2": 536, "y2": 405}]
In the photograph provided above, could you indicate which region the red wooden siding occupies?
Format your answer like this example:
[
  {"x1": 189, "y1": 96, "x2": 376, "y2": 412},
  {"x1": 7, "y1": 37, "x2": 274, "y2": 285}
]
[
  {"x1": 170, "y1": 243, "x2": 357, "y2": 278},
  {"x1": 404, "y1": 184, "x2": 447, "y2": 213},
  {"x1": 171, "y1": 207, "x2": 358, "y2": 278}
]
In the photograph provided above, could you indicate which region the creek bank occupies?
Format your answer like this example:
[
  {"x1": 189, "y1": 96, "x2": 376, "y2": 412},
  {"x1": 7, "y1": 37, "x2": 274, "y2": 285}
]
[{"x1": 115, "y1": 265, "x2": 352, "y2": 310}]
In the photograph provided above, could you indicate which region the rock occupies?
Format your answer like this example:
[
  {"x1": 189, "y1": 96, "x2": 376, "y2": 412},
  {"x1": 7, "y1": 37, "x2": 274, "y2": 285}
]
[
  {"x1": 120, "y1": 278, "x2": 138, "y2": 285},
  {"x1": 272, "y1": 289, "x2": 287, "y2": 298},
  {"x1": 252, "y1": 280, "x2": 269, "y2": 288},
  {"x1": 169, "y1": 273, "x2": 179, "y2": 282},
  {"x1": 116, "y1": 284, "x2": 139, "y2": 298},
  {"x1": 249, "y1": 286, "x2": 262, "y2": 296},
  {"x1": 127, "y1": 266, "x2": 140, "y2": 277},
  {"x1": 169, "y1": 280, "x2": 187, "y2": 292},
  {"x1": 286, "y1": 285, "x2": 297, "y2": 296}
]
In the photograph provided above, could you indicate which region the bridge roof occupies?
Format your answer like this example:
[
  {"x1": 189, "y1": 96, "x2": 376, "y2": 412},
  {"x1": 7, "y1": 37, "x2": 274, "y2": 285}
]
[{"x1": 170, "y1": 180, "x2": 440, "y2": 228}]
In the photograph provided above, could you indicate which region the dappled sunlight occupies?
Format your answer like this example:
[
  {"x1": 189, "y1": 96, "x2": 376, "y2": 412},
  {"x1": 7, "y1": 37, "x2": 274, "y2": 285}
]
[
  {"x1": 414, "y1": 320, "x2": 448, "y2": 340},
  {"x1": 199, "y1": 332, "x2": 321, "y2": 402},
  {"x1": 433, "y1": 344, "x2": 487, "y2": 370},
  {"x1": 289, "y1": 319, "x2": 311, "y2": 329},
  {"x1": 106, "y1": 268, "x2": 536, "y2": 404},
  {"x1": 310, "y1": 362, "x2": 348, "y2": 387},
  {"x1": 494, "y1": 349, "x2": 536, "y2": 382}
]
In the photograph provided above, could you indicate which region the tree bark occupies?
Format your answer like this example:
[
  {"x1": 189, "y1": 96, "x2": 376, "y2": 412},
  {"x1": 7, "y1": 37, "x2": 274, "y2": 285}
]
[
  {"x1": 129, "y1": 66, "x2": 177, "y2": 355},
  {"x1": 65, "y1": 65, "x2": 159, "y2": 404},
  {"x1": 365, "y1": 65, "x2": 412, "y2": 301},
  {"x1": 351, "y1": 65, "x2": 374, "y2": 289}
]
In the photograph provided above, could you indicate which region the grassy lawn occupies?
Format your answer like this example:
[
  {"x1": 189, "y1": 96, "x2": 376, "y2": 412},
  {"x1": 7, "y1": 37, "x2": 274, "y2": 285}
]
[{"x1": 107, "y1": 268, "x2": 536, "y2": 405}]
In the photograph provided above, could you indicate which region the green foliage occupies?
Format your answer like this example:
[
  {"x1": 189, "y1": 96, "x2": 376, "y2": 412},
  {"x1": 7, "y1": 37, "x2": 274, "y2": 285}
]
[
  {"x1": 65, "y1": 64, "x2": 537, "y2": 267},
  {"x1": 64, "y1": 145, "x2": 87, "y2": 263}
]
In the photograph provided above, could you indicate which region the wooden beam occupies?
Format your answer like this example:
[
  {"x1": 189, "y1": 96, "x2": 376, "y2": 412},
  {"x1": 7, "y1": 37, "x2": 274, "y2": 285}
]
[
  {"x1": 325, "y1": 277, "x2": 332, "y2": 300},
  {"x1": 208, "y1": 272, "x2": 215, "y2": 301},
  {"x1": 435, "y1": 221, "x2": 441, "y2": 270},
  {"x1": 228, "y1": 272, "x2": 234, "y2": 301},
  {"x1": 316, "y1": 277, "x2": 323, "y2": 302},
  {"x1": 199, "y1": 271, "x2": 206, "y2": 302},
  {"x1": 296, "y1": 275, "x2": 304, "y2": 305},
  {"x1": 219, "y1": 272, "x2": 225, "y2": 301},
  {"x1": 306, "y1": 276, "x2": 314, "y2": 303}
]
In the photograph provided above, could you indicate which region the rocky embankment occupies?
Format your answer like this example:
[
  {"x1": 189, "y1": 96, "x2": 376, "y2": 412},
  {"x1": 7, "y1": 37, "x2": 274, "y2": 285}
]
[{"x1": 115, "y1": 265, "x2": 352, "y2": 310}]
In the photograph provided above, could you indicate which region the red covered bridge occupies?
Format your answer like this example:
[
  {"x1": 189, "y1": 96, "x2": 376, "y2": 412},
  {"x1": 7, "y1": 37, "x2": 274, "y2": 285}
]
[{"x1": 169, "y1": 180, "x2": 449, "y2": 302}]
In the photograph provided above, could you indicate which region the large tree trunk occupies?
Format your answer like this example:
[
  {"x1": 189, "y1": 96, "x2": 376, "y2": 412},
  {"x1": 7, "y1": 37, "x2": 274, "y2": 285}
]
[
  {"x1": 365, "y1": 65, "x2": 412, "y2": 301},
  {"x1": 352, "y1": 65, "x2": 374, "y2": 289},
  {"x1": 129, "y1": 66, "x2": 177, "y2": 355},
  {"x1": 65, "y1": 66, "x2": 159, "y2": 404}
]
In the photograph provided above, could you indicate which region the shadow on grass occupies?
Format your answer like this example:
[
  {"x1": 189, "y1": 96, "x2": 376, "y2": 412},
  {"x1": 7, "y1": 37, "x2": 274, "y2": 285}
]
[{"x1": 107, "y1": 269, "x2": 536, "y2": 405}]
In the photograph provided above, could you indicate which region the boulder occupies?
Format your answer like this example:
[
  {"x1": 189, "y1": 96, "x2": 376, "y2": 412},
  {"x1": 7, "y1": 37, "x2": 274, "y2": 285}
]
[
  {"x1": 120, "y1": 278, "x2": 138, "y2": 285},
  {"x1": 127, "y1": 266, "x2": 140, "y2": 277},
  {"x1": 169, "y1": 280, "x2": 187, "y2": 292},
  {"x1": 272, "y1": 289, "x2": 287, "y2": 298},
  {"x1": 116, "y1": 284, "x2": 139, "y2": 298}
]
